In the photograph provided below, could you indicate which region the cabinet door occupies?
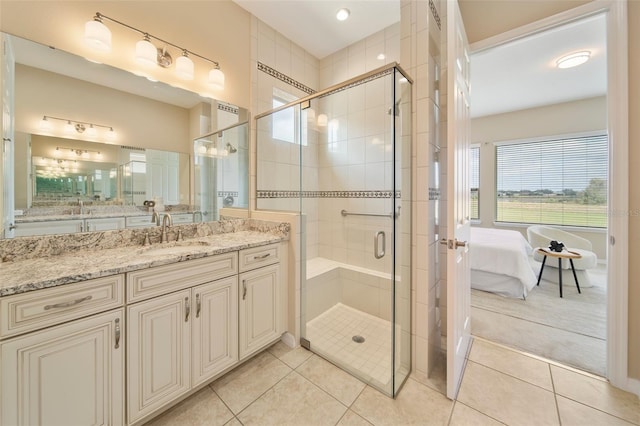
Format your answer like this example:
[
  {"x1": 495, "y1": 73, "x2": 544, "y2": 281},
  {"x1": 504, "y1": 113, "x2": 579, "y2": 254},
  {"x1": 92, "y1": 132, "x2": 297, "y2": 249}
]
[
  {"x1": 127, "y1": 290, "x2": 191, "y2": 424},
  {"x1": 239, "y1": 264, "x2": 281, "y2": 360},
  {"x1": 192, "y1": 277, "x2": 238, "y2": 386},
  {"x1": 1, "y1": 308, "x2": 125, "y2": 426},
  {"x1": 13, "y1": 219, "x2": 83, "y2": 237}
]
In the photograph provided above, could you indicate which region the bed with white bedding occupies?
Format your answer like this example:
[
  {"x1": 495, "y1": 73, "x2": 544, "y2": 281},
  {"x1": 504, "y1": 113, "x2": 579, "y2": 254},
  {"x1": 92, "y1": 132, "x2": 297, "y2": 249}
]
[{"x1": 470, "y1": 227, "x2": 537, "y2": 298}]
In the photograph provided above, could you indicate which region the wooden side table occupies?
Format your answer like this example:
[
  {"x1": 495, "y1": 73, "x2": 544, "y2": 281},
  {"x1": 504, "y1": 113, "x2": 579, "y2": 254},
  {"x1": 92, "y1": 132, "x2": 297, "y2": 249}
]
[{"x1": 535, "y1": 247, "x2": 582, "y2": 298}]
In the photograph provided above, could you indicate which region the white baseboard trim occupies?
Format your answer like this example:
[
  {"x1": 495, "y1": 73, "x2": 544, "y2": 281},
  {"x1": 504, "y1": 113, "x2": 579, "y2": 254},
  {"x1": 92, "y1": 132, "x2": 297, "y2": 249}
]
[
  {"x1": 626, "y1": 377, "x2": 640, "y2": 398},
  {"x1": 281, "y1": 332, "x2": 296, "y2": 348}
]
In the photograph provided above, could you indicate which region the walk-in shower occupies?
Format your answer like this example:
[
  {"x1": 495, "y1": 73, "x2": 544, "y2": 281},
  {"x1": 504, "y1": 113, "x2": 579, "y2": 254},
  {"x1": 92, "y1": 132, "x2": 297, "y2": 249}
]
[{"x1": 256, "y1": 63, "x2": 412, "y2": 397}]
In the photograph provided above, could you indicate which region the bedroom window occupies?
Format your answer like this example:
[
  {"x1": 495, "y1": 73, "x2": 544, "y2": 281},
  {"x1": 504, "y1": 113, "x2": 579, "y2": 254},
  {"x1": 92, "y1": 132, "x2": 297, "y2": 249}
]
[
  {"x1": 470, "y1": 146, "x2": 480, "y2": 220},
  {"x1": 495, "y1": 134, "x2": 608, "y2": 228}
]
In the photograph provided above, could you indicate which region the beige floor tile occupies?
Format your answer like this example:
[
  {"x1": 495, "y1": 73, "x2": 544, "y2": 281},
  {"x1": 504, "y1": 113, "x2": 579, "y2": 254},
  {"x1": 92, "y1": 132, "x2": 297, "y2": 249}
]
[
  {"x1": 268, "y1": 340, "x2": 314, "y2": 369},
  {"x1": 457, "y1": 361, "x2": 559, "y2": 426},
  {"x1": 211, "y1": 351, "x2": 292, "y2": 414},
  {"x1": 351, "y1": 378, "x2": 452, "y2": 425},
  {"x1": 410, "y1": 349, "x2": 447, "y2": 395},
  {"x1": 449, "y1": 402, "x2": 505, "y2": 426},
  {"x1": 296, "y1": 355, "x2": 366, "y2": 406},
  {"x1": 143, "y1": 387, "x2": 233, "y2": 426},
  {"x1": 556, "y1": 395, "x2": 636, "y2": 426},
  {"x1": 337, "y1": 409, "x2": 373, "y2": 426},
  {"x1": 551, "y1": 365, "x2": 640, "y2": 424},
  {"x1": 224, "y1": 418, "x2": 242, "y2": 426},
  {"x1": 237, "y1": 371, "x2": 348, "y2": 426},
  {"x1": 469, "y1": 339, "x2": 553, "y2": 390}
]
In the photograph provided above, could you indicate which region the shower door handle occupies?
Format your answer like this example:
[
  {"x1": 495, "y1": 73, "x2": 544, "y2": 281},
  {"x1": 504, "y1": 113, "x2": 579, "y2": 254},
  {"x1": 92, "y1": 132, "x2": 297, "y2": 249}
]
[{"x1": 374, "y1": 231, "x2": 386, "y2": 259}]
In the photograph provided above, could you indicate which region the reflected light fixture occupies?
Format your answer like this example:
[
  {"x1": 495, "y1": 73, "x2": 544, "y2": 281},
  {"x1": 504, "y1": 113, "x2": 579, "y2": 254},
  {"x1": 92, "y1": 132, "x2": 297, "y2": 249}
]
[
  {"x1": 556, "y1": 51, "x2": 591, "y2": 69},
  {"x1": 84, "y1": 12, "x2": 224, "y2": 89},
  {"x1": 336, "y1": 8, "x2": 350, "y2": 21},
  {"x1": 39, "y1": 116, "x2": 116, "y2": 140}
]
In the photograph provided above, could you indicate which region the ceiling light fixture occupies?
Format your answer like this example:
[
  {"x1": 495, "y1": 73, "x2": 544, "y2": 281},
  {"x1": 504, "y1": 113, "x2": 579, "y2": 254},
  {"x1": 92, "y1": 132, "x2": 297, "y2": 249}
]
[
  {"x1": 336, "y1": 8, "x2": 350, "y2": 21},
  {"x1": 39, "y1": 116, "x2": 116, "y2": 140},
  {"x1": 84, "y1": 12, "x2": 224, "y2": 90},
  {"x1": 556, "y1": 51, "x2": 591, "y2": 69}
]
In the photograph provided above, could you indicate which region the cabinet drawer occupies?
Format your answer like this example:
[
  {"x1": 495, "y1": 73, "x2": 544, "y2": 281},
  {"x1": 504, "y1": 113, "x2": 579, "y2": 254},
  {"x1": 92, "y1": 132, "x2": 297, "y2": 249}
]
[
  {"x1": 127, "y1": 253, "x2": 238, "y2": 303},
  {"x1": 171, "y1": 213, "x2": 193, "y2": 224},
  {"x1": 239, "y1": 244, "x2": 280, "y2": 272},
  {"x1": 0, "y1": 275, "x2": 125, "y2": 339}
]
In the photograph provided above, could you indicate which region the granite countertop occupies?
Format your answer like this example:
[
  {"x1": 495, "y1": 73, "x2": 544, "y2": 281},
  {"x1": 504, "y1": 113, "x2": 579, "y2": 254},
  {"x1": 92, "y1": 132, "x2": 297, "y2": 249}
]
[{"x1": 0, "y1": 230, "x2": 284, "y2": 297}]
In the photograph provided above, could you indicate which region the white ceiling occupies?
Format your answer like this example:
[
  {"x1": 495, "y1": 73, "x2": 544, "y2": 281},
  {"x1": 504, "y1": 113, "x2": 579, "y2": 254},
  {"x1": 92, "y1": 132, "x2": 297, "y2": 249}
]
[
  {"x1": 232, "y1": 0, "x2": 400, "y2": 59},
  {"x1": 470, "y1": 13, "x2": 607, "y2": 118}
]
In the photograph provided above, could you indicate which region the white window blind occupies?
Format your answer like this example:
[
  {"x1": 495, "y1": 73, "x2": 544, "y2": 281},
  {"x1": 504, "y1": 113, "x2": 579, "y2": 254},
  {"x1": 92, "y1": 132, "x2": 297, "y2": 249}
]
[
  {"x1": 470, "y1": 146, "x2": 480, "y2": 220},
  {"x1": 496, "y1": 134, "x2": 608, "y2": 228}
]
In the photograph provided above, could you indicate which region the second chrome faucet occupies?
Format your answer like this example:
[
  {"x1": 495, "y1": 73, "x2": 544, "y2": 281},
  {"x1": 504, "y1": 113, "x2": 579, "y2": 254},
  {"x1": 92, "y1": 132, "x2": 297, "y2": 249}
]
[{"x1": 161, "y1": 213, "x2": 173, "y2": 243}]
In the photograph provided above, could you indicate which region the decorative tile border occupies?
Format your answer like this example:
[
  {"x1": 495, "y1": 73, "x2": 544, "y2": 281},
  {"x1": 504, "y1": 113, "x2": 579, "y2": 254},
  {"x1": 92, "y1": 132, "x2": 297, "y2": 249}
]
[
  {"x1": 217, "y1": 103, "x2": 239, "y2": 115},
  {"x1": 217, "y1": 191, "x2": 239, "y2": 197},
  {"x1": 120, "y1": 145, "x2": 145, "y2": 152},
  {"x1": 429, "y1": 188, "x2": 440, "y2": 201},
  {"x1": 123, "y1": 191, "x2": 146, "y2": 195},
  {"x1": 257, "y1": 62, "x2": 316, "y2": 95},
  {"x1": 318, "y1": 68, "x2": 395, "y2": 99},
  {"x1": 257, "y1": 190, "x2": 401, "y2": 199},
  {"x1": 429, "y1": 0, "x2": 442, "y2": 31}
]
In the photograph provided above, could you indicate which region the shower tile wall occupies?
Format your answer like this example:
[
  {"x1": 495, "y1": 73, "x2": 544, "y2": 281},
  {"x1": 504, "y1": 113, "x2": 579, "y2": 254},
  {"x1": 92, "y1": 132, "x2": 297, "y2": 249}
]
[
  {"x1": 313, "y1": 24, "x2": 401, "y2": 273},
  {"x1": 401, "y1": 0, "x2": 444, "y2": 380}
]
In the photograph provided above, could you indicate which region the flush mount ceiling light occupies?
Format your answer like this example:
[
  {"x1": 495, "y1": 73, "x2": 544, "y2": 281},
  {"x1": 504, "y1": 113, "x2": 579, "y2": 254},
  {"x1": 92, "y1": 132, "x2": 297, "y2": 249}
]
[
  {"x1": 39, "y1": 116, "x2": 116, "y2": 140},
  {"x1": 83, "y1": 12, "x2": 224, "y2": 89},
  {"x1": 336, "y1": 8, "x2": 350, "y2": 21},
  {"x1": 556, "y1": 51, "x2": 591, "y2": 69}
]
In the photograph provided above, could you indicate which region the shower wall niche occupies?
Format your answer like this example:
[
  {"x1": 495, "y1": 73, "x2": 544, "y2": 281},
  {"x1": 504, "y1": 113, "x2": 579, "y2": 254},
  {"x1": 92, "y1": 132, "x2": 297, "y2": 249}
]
[{"x1": 256, "y1": 64, "x2": 412, "y2": 397}]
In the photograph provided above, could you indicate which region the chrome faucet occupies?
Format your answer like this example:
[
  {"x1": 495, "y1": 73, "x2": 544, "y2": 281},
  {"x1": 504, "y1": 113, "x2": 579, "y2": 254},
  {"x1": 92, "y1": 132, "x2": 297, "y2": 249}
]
[
  {"x1": 192, "y1": 210, "x2": 203, "y2": 223},
  {"x1": 78, "y1": 200, "x2": 84, "y2": 215},
  {"x1": 151, "y1": 211, "x2": 161, "y2": 226},
  {"x1": 161, "y1": 213, "x2": 173, "y2": 243}
]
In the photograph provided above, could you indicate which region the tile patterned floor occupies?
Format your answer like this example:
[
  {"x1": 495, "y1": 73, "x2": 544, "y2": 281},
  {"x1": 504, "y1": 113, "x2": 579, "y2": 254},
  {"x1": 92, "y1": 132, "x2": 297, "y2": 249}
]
[
  {"x1": 306, "y1": 303, "x2": 394, "y2": 388},
  {"x1": 144, "y1": 338, "x2": 640, "y2": 426}
]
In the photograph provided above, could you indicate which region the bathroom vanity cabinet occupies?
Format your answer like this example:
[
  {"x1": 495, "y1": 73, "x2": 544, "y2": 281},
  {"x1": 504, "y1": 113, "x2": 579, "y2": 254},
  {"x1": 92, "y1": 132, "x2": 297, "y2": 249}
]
[
  {"x1": 0, "y1": 275, "x2": 126, "y2": 425},
  {"x1": 0, "y1": 241, "x2": 286, "y2": 426}
]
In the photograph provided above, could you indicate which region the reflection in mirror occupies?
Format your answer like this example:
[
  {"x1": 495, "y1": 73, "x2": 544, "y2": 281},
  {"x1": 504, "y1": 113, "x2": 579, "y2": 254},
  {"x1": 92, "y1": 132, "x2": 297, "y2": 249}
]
[
  {"x1": 3, "y1": 32, "x2": 248, "y2": 238},
  {"x1": 194, "y1": 121, "x2": 249, "y2": 221}
]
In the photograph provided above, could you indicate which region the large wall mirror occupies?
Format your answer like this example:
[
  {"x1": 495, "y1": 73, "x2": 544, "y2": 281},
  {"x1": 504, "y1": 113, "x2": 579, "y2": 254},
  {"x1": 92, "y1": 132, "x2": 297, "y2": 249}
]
[{"x1": 2, "y1": 33, "x2": 248, "y2": 238}]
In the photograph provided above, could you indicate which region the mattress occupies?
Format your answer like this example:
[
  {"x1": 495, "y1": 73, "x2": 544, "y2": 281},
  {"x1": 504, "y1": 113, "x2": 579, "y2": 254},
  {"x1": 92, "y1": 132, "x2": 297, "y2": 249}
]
[{"x1": 470, "y1": 227, "x2": 537, "y2": 298}]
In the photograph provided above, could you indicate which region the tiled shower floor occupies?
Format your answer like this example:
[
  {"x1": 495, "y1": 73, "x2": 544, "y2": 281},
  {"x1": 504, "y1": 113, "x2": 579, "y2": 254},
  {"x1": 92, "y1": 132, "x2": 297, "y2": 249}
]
[{"x1": 306, "y1": 303, "x2": 393, "y2": 388}]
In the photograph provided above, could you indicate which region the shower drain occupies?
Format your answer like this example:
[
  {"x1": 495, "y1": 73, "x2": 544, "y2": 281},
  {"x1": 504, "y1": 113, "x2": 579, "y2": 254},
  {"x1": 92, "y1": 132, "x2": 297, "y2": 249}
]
[{"x1": 352, "y1": 335, "x2": 365, "y2": 343}]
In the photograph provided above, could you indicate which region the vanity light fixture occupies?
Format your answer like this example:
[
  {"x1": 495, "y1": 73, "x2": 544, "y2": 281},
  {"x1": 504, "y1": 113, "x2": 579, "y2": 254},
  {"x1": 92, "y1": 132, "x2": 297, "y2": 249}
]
[
  {"x1": 84, "y1": 12, "x2": 224, "y2": 89},
  {"x1": 556, "y1": 51, "x2": 591, "y2": 69},
  {"x1": 40, "y1": 116, "x2": 116, "y2": 140}
]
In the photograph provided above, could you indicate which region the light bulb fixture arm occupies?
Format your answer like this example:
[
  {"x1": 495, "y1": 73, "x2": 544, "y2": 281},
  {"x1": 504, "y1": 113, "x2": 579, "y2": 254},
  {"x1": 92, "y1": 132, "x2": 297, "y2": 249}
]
[
  {"x1": 94, "y1": 12, "x2": 220, "y2": 68},
  {"x1": 43, "y1": 115, "x2": 114, "y2": 131}
]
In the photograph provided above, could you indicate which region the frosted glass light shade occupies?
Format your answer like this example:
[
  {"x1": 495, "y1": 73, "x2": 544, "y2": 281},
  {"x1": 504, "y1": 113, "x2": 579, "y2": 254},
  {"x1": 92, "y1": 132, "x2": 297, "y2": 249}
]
[
  {"x1": 64, "y1": 121, "x2": 75, "y2": 134},
  {"x1": 176, "y1": 55, "x2": 194, "y2": 80},
  {"x1": 208, "y1": 68, "x2": 225, "y2": 90},
  {"x1": 135, "y1": 38, "x2": 157, "y2": 66},
  {"x1": 84, "y1": 20, "x2": 112, "y2": 52},
  {"x1": 39, "y1": 117, "x2": 53, "y2": 131},
  {"x1": 107, "y1": 128, "x2": 117, "y2": 140},
  {"x1": 86, "y1": 125, "x2": 97, "y2": 138}
]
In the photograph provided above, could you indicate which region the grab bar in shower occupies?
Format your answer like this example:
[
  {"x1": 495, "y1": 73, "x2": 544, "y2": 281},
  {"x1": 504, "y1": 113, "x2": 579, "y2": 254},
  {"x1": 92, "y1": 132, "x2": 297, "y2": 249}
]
[{"x1": 341, "y1": 206, "x2": 401, "y2": 219}]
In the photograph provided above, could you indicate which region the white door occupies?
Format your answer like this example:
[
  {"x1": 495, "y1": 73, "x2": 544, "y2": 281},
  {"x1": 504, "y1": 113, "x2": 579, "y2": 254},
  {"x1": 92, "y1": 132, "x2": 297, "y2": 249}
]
[
  {"x1": 446, "y1": 0, "x2": 472, "y2": 400},
  {"x1": 192, "y1": 277, "x2": 238, "y2": 386},
  {"x1": 2, "y1": 34, "x2": 15, "y2": 238},
  {"x1": 1, "y1": 309, "x2": 125, "y2": 426},
  {"x1": 127, "y1": 290, "x2": 191, "y2": 423}
]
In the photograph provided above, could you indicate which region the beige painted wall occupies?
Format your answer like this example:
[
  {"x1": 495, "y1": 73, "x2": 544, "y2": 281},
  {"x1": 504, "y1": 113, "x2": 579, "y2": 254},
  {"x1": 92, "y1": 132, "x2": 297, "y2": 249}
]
[
  {"x1": 0, "y1": 1, "x2": 251, "y2": 109},
  {"x1": 460, "y1": 0, "x2": 640, "y2": 381},
  {"x1": 471, "y1": 97, "x2": 608, "y2": 259}
]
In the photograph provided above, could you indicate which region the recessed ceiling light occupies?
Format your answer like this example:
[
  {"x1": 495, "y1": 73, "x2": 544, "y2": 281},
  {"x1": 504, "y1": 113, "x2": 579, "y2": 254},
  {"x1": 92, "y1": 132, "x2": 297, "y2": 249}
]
[
  {"x1": 556, "y1": 51, "x2": 591, "y2": 69},
  {"x1": 377, "y1": 53, "x2": 386, "y2": 60},
  {"x1": 336, "y1": 8, "x2": 350, "y2": 21}
]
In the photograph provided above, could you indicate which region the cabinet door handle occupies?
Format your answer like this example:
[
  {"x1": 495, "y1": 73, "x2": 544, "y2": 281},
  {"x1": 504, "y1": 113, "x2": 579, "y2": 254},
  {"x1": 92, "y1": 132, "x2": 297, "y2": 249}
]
[
  {"x1": 196, "y1": 293, "x2": 201, "y2": 318},
  {"x1": 242, "y1": 279, "x2": 247, "y2": 300},
  {"x1": 44, "y1": 295, "x2": 92, "y2": 310},
  {"x1": 253, "y1": 253, "x2": 270, "y2": 260},
  {"x1": 114, "y1": 318, "x2": 121, "y2": 349},
  {"x1": 185, "y1": 297, "x2": 190, "y2": 322}
]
